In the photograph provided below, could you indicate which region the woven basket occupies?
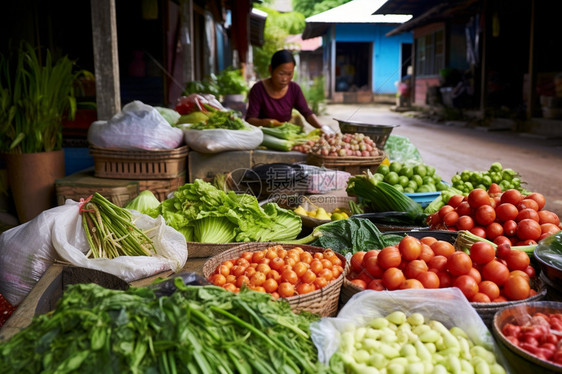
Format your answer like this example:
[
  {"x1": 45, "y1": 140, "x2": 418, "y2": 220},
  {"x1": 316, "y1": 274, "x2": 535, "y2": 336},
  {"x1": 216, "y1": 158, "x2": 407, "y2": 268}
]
[
  {"x1": 493, "y1": 301, "x2": 562, "y2": 374},
  {"x1": 307, "y1": 150, "x2": 386, "y2": 175},
  {"x1": 202, "y1": 242, "x2": 346, "y2": 317},
  {"x1": 90, "y1": 145, "x2": 188, "y2": 179},
  {"x1": 472, "y1": 276, "x2": 547, "y2": 329}
]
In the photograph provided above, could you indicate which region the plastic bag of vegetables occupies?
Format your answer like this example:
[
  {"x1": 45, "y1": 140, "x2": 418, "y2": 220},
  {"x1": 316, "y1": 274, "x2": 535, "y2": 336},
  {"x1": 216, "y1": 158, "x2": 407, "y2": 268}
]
[
  {"x1": 311, "y1": 288, "x2": 512, "y2": 373},
  {"x1": 180, "y1": 110, "x2": 263, "y2": 153}
]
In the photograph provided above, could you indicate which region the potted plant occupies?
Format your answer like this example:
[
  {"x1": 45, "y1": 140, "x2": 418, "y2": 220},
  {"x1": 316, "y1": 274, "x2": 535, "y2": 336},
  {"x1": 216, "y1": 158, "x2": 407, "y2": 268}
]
[
  {"x1": 215, "y1": 66, "x2": 248, "y2": 102},
  {"x1": 0, "y1": 41, "x2": 88, "y2": 222}
]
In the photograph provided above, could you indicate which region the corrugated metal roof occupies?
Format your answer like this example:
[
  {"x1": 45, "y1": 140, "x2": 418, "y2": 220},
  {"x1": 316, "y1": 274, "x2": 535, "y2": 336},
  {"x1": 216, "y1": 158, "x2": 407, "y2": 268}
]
[
  {"x1": 305, "y1": 0, "x2": 412, "y2": 24},
  {"x1": 285, "y1": 35, "x2": 322, "y2": 52}
]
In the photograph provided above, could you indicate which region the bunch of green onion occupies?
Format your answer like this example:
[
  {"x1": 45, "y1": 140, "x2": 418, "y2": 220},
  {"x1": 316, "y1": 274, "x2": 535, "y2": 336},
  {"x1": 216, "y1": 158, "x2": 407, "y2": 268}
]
[{"x1": 80, "y1": 193, "x2": 156, "y2": 259}]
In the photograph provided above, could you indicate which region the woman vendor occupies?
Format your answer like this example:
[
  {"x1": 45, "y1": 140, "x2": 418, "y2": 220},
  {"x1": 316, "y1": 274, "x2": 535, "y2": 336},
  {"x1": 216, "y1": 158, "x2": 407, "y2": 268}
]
[{"x1": 245, "y1": 49, "x2": 335, "y2": 134}]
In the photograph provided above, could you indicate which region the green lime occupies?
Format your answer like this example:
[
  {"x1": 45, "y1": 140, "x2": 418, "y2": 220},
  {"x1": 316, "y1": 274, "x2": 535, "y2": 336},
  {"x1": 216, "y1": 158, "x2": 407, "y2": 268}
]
[
  {"x1": 464, "y1": 181, "x2": 474, "y2": 191},
  {"x1": 404, "y1": 187, "x2": 416, "y2": 193},
  {"x1": 481, "y1": 175, "x2": 492, "y2": 186},
  {"x1": 499, "y1": 180, "x2": 511, "y2": 191},
  {"x1": 384, "y1": 171, "x2": 400, "y2": 185},
  {"x1": 490, "y1": 172, "x2": 502, "y2": 184},
  {"x1": 501, "y1": 170, "x2": 513, "y2": 182},
  {"x1": 413, "y1": 164, "x2": 427, "y2": 177},
  {"x1": 393, "y1": 184, "x2": 404, "y2": 192},
  {"x1": 460, "y1": 170, "x2": 472, "y2": 182},
  {"x1": 399, "y1": 166, "x2": 414, "y2": 179},
  {"x1": 389, "y1": 161, "x2": 403, "y2": 173},
  {"x1": 433, "y1": 174, "x2": 442, "y2": 183},
  {"x1": 418, "y1": 185, "x2": 432, "y2": 193},
  {"x1": 489, "y1": 162, "x2": 503, "y2": 172},
  {"x1": 470, "y1": 173, "x2": 482, "y2": 185},
  {"x1": 407, "y1": 180, "x2": 419, "y2": 191},
  {"x1": 436, "y1": 181, "x2": 449, "y2": 191},
  {"x1": 476, "y1": 184, "x2": 487, "y2": 190},
  {"x1": 425, "y1": 165, "x2": 436, "y2": 176},
  {"x1": 372, "y1": 173, "x2": 384, "y2": 182},
  {"x1": 377, "y1": 164, "x2": 390, "y2": 175},
  {"x1": 512, "y1": 177, "x2": 521, "y2": 187},
  {"x1": 399, "y1": 175, "x2": 410, "y2": 187},
  {"x1": 422, "y1": 176, "x2": 435, "y2": 185},
  {"x1": 412, "y1": 174, "x2": 423, "y2": 187}
]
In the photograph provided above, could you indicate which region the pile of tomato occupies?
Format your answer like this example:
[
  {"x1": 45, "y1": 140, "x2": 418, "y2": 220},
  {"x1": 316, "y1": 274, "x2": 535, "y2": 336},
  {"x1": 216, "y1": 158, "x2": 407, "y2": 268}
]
[
  {"x1": 208, "y1": 245, "x2": 344, "y2": 299},
  {"x1": 347, "y1": 235, "x2": 538, "y2": 303},
  {"x1": 428, "y1": 185, "x2": 561, "y2": 244},
  {"x1": 501, "y1": 311, "x2": 562, "y2": 365}
]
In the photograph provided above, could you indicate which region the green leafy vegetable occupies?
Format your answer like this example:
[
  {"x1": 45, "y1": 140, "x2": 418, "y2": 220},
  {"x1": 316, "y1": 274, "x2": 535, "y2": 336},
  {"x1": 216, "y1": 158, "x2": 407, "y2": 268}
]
[
  {"x1": 190, "y1": 110, "x2": 247, "y2": 130},
  {"x1": 125, "y1": 190, "x2": 161, "y2": 215},
  {"x1": 152, "y1": 179, "x2": 302, "y2": 243},
  {"x1": 0, "y1": 281, "x2": 331, "y2": 373},
  {"x1": 285, "y1": 217, "x2": 396, "y2": 255}
]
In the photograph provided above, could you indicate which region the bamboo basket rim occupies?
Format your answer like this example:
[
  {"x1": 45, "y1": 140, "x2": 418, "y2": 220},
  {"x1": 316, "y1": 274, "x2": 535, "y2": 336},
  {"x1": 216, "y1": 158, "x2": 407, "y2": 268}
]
[
  {"x1": 202, "y1": 242, "x2": 346, "y2": 316},
  {"x1": 307, "y1": 150, "x2": 386, "y2": 166}
]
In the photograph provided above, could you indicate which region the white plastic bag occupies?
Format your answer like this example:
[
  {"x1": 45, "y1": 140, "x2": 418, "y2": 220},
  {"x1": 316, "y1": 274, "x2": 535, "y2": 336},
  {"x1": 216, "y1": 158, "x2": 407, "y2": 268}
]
[
  {"x1": 181, "y1": 124, "x2": 263, "y2": 153},
  {"x1": 0, "y1": 205, "x2": 68, "y2": 305},
  {"x1": 311, "y1": 288, "x2": 511, "y2": 371},
  {"x1": 88, "y1": 101, "x2": 184, "y2": 150},
  {"x1": 52, "y1": 200, "x2": 188, "y2": 283}
]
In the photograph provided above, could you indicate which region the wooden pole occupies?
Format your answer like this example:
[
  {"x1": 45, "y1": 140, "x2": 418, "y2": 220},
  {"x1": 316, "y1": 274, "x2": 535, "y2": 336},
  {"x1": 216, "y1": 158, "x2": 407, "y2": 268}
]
[{"x1": 90, "y1": 0, "x2": 121, "y2": 120}]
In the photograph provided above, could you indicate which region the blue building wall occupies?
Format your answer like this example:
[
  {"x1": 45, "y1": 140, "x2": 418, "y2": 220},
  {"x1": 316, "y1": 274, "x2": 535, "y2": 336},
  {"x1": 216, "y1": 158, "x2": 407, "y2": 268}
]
[{"x1": 334, "y1": 24, "x2": 413, "y2": 94}]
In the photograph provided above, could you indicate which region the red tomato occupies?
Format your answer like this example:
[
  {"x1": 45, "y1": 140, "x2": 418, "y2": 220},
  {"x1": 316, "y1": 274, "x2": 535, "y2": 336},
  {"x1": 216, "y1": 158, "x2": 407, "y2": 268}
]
[
  {"x1": 503, "y1": 220, "x2": 518, "y2": 237},
  {"x1": 470, "y1": 226, "x2": 487, "y2": 238},
  {"x1": 456, "y1": 215, "x2": 475, "y2": 231},
  {"x1": 517, "y1": 198, "x2": 540, "y2": 212},
  {"x1": 382, "y1": 268, "x2": 405, "y2": 290},
  {"x1": 436, "y1": 271, "x2": 453, "y2": 288},
  {"x1": 493, "y1": 235, "x2": 512, "y2": 246},
  {"x1": 442, "y1": 211, "x2": 460, "y2": 228},
  {"x1": 399, "y1": 279, "x2": 424, "y2": 289},
  {"x1": 468, "y1": 189, "x2": 491, "y2": 208},
  {"x1": 501, "y1": 189, "x2": 524, "y2": 206},
  {"x1": 524, "y1": 265, "x2": 536, "y2": 278},
  {"x1": 378, "y1": 246, "x2": 402, "y2": 269},
  {"x1": 364, "y1": 256, "x2": 384, "y2": 278},
  {"x1": 505, "y1": 250, "x2": 531, "y2": 271},
  {"x1": 538, "y1": 210, "x2": 560, "y2": 225},
  {"x1": 467, "y1": 267, "x2": 482, "y2": 283},
  {"x1": 350, "y1": 251, "x2": 366, "y2": 273},
  {"x1": 517, "y1": 219, "x2": 542, "y2": 241},
  {"x1": 503, "y1": 275, "x2": 530, "y2": 300},
  {"x1": 488, "y1": 183, "x2": 502, "y2": 196},
  {"x1": 350, "y1": 279, "x2": 367, "y2": 290},
  {"x1": 516, "y1": 208, "x2": 540, "y2": 223},
  {"x1": 541, "y1": 223, "x2": 561, "y2": 236},
  {"x1": 481, "y1": 260, "x2": 510, "y2": 285},
  {"x1": 479, "y1": 280, "x2": 501, "y2": 300},
  {"x1": 428, "y1": 255, "x2": 448, "y2": 272},
  {"x1": 456, "y1": 201, "x2": 473, "y2": 216},
  {"x1": 416, "y1": 271, "x2": 440, "y2": 288},
  {"x1": 263, "y1": 278, "x2": 279, "y2": 293},
  {"x1": 438, "y1": 205, "x2": 455, "y2": 220},
  {"x1": 495, "y1": 243, "x2": 512, "y2": 259},
  {"x1": 367, "y1": 278, "x2": 385, "y2": 291},
  {"x1": 454, "y1": 275, "x2": 479, "y2": 299},
  {"x1": 418, "y1": 244, "x2": 435, "y2": 263},
  {"x1": 278, "y1": 282, "x2": 295, "y2": 297},
  {"x1": 399, "y1": 236, "x2": 422, "y2": 261},
  {"x1": 495, "y1": 203, "x2": 519, "y2": 222},
  {"x1": 405, "y1": 259, "x2": 429, "y2": 279},
  {"x1": 447, "y1": 252, "x2": 473, "y2": 276},
  {"x1": 431, "y1": 241, "x2": 455, "y2": 257},
  {"x1": 420, "y1": 236, "x2": 438, "y2": 246},
  {"x1": 363, "y1": 249, "x2": 380, "y2": 262},
  {"x1": 447, "y1": 194, "x2": 465, "y2": 208},
  {"x1": 485, "y1": 222, "x2": 504, "y2": 240},
  {"x1": 470, "y1": 241, "x2": 496, "y2": 264},
  {"x1": 475, "y1": 205, "x2": 496, "y2": 226},
  {"x1": 502, "y1": 323, "x2": 522, "y2": 337},
  {"x1": 471, "y1": 292, "x2": 491, "y2": 303}
]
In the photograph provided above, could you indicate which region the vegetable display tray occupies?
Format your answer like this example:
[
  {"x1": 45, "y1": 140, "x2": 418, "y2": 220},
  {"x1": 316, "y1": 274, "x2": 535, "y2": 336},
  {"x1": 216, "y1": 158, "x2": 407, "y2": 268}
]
[
  {"x1": 90, "y1": 145, "x2": 188, "y2": 179},
  {"x1": 306, "y1": 150, "x2": 386, "y2": 176},
  {"x1": 404, "y1": 191, "x2": 441, "y2": 208},
  {"x1": 203, "y1": 242, "x2": 345, "y2": 317}
]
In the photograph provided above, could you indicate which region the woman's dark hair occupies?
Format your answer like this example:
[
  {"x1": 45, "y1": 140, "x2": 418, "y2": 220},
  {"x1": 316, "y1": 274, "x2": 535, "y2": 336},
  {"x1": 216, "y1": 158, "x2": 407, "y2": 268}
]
[{"x1": 270, "y1": 49, "x2": 296, "y2": 71}]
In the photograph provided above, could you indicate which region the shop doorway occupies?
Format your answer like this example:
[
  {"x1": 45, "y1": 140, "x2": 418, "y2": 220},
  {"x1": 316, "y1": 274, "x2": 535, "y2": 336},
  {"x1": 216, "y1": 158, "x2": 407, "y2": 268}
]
[{"x1": 335, "y1": 42, "x2": 372, "y2": 92}]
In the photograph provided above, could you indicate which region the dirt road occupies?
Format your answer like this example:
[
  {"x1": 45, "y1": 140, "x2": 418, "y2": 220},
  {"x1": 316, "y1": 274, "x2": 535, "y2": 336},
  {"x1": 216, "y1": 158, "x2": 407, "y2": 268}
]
[{"x1": 319, "y1": 103, "x2": 562, "y2": 218}]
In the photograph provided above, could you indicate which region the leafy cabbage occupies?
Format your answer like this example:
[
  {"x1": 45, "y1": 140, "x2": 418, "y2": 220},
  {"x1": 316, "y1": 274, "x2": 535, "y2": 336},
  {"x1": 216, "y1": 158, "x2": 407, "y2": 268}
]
[
  {"x1": 152, "y1": 179, "x2": 302, "y2": 243},
  {"x1": 125, "y1": 190, "x2": 161, "y2": 215}
]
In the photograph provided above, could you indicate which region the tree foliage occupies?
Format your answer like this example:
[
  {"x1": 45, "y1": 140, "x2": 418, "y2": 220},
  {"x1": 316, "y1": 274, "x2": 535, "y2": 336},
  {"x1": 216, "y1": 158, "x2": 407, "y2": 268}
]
[
  {"x1": 252, "y1": 5, "x2": 305, "y2": 79},
  {"x1": 292, "y1": 0, "x2": 352, "y2": 18}
]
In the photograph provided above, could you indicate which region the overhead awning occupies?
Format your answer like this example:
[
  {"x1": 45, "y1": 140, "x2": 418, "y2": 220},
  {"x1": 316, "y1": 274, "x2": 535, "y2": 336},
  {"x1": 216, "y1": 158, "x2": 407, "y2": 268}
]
[{"x1": 250, "y1": 8, "x2": 267, "y2": 46}]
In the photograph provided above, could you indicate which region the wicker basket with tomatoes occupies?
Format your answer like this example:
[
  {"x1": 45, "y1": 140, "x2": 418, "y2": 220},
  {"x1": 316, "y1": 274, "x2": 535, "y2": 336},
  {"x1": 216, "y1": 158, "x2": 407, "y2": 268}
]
[{"x1": 203, "y1": 243, "x2": 346, "y2": 317}]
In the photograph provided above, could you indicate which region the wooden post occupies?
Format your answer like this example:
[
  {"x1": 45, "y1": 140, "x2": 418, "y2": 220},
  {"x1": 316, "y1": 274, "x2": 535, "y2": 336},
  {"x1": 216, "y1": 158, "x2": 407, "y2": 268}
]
[
  {"x1": 90, "y1": 0, "x2": 121, "y2": 120},
  {"x1": 526, "y1": 0, "x2": 536, "y2": 120},
  {"x1": 182, "y1": 0, "x2": 194, "y2": 84}
]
